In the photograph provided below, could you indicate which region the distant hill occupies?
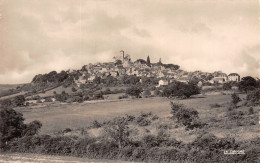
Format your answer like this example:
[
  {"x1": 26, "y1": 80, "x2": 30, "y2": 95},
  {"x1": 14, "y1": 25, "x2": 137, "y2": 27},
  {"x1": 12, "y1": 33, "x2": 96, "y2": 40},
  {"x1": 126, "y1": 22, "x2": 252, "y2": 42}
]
[{"x1": 0, "y1": 84, "x2": 23, "y2": 91}]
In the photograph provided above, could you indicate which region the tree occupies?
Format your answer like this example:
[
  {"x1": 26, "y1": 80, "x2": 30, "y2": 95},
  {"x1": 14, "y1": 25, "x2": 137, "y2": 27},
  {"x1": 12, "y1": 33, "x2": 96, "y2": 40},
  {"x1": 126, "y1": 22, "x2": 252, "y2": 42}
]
[
  {"x1": 104, "y1": 117, "x2": 130, "y2": 148},
  {"x1": 136, "y1": 59, "x2": 147, "y2": 64},
  {"x1": 13, "y1": 95, "x2": 25, "y2": 107},
  {"x1": 147, "y1": 56, "x2": 151, "y2": 67},
  {"x1": 115, "y1": 60, "x2": 122, "y2": 66},
  {"x1": 0, "y1": 107, "x2": 26, "y2": 148},
  {"x1": 0, "y1": 107, "x2": 42, "y2": 149},
  {"x1": 126, "y1": 86, "x2": 142, "y2": 98},
  {"x1": 238, "y1": 76, "x2": 257, "y2": 92},
  {"x1": 162, "y1": 81, "x2": 200, "y2": 98}
]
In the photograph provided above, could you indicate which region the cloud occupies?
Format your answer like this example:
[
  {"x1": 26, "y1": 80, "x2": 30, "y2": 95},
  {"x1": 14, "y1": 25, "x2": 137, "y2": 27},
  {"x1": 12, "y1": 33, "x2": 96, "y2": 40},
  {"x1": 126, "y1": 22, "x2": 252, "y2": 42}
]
[{"x1": 0, "y1": 0, "x2": 259, "y2": 84}]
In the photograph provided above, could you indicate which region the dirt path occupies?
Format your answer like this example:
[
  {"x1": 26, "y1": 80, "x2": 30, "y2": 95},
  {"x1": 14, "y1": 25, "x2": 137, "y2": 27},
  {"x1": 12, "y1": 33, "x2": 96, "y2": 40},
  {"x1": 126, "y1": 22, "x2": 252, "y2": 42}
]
[{"x1": 0, "y1": 153, "x2": 136, "y2": 163}]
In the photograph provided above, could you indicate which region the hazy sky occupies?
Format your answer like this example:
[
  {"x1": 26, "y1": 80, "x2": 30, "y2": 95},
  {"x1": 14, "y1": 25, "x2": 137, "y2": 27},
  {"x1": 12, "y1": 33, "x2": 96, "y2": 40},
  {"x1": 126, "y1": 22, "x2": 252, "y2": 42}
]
[{"x1": 0, "y1": 0, "x2": 259, "y2": 84}]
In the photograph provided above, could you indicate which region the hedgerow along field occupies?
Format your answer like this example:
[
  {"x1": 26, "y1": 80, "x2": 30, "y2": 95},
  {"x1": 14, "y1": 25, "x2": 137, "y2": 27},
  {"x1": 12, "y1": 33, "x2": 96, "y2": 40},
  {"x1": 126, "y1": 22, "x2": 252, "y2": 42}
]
[{"x1": 15, "y1": 93, "x2": 259, "y2": 143}]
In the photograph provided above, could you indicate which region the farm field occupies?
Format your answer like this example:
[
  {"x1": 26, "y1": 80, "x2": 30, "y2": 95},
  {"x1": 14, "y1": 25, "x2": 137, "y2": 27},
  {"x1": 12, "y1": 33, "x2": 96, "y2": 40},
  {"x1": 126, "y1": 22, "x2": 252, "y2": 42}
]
[{"x1": 15, "y1": 93, "x2": 260, "y2": 142}]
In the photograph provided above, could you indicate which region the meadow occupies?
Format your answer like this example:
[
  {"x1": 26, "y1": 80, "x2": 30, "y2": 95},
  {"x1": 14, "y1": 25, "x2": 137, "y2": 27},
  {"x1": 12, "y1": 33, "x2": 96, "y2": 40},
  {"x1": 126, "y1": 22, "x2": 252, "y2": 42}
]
[
  {"x1": 15, "y1": 93, "x2": 259, "y2": 143},
  {"x1": 4, "y1": 92, "x2": 258, "y2": 162}
]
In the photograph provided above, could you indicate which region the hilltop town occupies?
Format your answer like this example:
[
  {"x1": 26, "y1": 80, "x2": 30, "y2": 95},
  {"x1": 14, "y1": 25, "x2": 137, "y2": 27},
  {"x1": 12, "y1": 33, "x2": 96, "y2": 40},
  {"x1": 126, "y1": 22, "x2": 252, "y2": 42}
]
[{"x1": 71, "y1": 50, "x2": 240, "y2": 87}]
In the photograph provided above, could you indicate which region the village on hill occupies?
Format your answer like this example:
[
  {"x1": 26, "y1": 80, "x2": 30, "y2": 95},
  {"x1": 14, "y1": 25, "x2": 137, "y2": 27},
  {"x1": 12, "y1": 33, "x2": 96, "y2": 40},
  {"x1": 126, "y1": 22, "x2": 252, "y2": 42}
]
[{"x1": 72, "y1": 50, "x2": 241, "y2": 87}]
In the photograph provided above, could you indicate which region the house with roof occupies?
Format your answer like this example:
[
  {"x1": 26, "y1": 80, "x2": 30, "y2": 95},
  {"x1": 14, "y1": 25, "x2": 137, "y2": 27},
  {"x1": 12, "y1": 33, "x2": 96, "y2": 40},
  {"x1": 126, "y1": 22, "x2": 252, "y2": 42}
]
[
  {"x1": 211, "y1": 72, "x2": 228, "y2": 83},
  {"x1": 228, "y1": 73, "x2": 240, "y2": 82},
  {"x1": 157, "y1": 79, "x2": 169, "y2": 87}
]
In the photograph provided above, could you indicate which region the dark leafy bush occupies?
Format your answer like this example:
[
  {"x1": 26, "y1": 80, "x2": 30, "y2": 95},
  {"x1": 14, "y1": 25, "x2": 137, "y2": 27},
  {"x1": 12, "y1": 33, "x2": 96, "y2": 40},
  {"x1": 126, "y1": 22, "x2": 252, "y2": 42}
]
[
  {"x1": 71, "y1": 87, "x2": 77, "y2": 92},
  {"x1": 223, "y1": 82, "x2": 232, "y2": 90},
  {"x1": 231, "y1": 93, "x2": 241, "y2": 107},
  {"x1": 143, "y1": 90, "x2": 151, "y2": 97},
  {"x1": 92, "y1": 120, "x2": 102, "y2": 128},
  {"x1": 126, "y1": 86, "x2": 142, "y2": 98},
  {"x1": 44, "y1": 97, "x2": 53, "y2": 102},
  {"x1": 170, "y1": 102, "x2": 204, "y2": 129},
  {"x1": 246, "y1": 89, "x2": 260, "y2": 105},
  {"x1": 248, "y1": 107, "x2": 254, "y2": 115},
  {"x1": 22, "y1": 120, "x2": 42, "y2": 136},
  {"x1": 118, "y1": 94, "x2": 128, "y2": 99},
  {"x1": 162, "y1": 81, "x2": 200, "y2": 98}
]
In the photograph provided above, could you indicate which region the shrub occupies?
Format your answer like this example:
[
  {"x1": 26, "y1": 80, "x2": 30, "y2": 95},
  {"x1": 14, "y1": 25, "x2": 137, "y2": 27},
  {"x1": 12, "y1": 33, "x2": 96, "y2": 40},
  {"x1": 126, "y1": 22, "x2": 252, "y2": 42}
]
[
  {"x1": 71, "y1": 87, "x2": 77, "y2": 92},
  {"x1": 154, "y1": 89, "x2": 161, "y2": 96},
  {"x1": 0, "y1": 107, "x2": 26, "y2": 148},
  {"x1": 238, "y1": 76, "x2": 257, "y2": 92},
  {"x1": 248, "y1": 107, "x2": 254, "y2": 115},
  {"x1": 231, "y1": 93, "x2": 241, "y2": 107},
  {"x1": 92, "y1": 120, "x2": 102, "y2": 128},
  {"x1": 162, "y1": 81, "x2": 200, "y2": 98},
  {"x1": 22, "y1": 120, "x2": 42, "y2": 136},
  {"x1": 103, "y1": 88, "x2": 112, "y2": 95},
  {"x1": 13, "y1": 95, "x2": 25, "y2": 107},
  {"x1": 126, "y1": 86, "x2": 142, "y2": 98},
  {"x1": 223, "y1": 82, "x2": 232, "y2": 90},
  {"x1": 118, "y1": 94, "x2": 128, "y2": 99},
  {"x1": 170, "y1": 102, "x2": 203, "y2": 129},
  {"x1": 0, "y1": 107, "x2": 42, "y2": 149},
  {"x1": 103, "y1": 117, "x2": 130, "y2": 148},
  {"x1": 36, "y1": 99, "x2": 42, "y2": 103},
  {"x1": 246, "y1": 89, "x2": 260, "y2": 105},
  {"x1": 44, "y1": 97, "x2": 53, "y2": 102},
  {"x1": 83, "y1": 96, "x2": 89, "y2": 101},
  {"x1": 136, "y1": 116, "x2": 151, "y2": 126},
  {"x1": 143, "y1": 90, "x2": 151, "y2": 97},
  {"x1": 210, "y1": 103, "x2": 222, "y2": 108}
]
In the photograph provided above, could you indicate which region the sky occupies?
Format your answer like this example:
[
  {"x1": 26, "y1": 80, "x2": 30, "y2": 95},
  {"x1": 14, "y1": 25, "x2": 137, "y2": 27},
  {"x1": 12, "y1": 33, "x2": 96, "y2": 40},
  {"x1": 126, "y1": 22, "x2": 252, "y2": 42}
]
[{"x1": 0, "y1": 0, "x2": 259, "y2": 84}]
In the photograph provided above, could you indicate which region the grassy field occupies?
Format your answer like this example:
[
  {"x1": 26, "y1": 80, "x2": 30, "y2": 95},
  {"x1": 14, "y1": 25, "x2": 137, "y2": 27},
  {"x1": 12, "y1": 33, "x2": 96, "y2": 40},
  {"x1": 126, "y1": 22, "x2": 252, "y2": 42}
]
[{"x1": 15, "y1": 93, "x2": 260, "y2": 143}]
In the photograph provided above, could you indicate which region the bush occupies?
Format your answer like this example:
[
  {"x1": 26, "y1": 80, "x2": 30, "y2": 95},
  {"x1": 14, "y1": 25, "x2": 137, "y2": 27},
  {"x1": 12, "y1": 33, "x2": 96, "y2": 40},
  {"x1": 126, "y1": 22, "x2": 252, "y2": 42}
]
[
  {"x1": 143, "y1": 90, "x2": 151, "y2": 97},
  {"x1": 170, "y1": 102, "x2": 204, "y2": 129},
  {"x1": 0, "y1": 107, "x2": 26, "y2": 148},
  {"x1": 154, "y1": 89, "x2": 161, "y2": 96},
  {"x1": 71, "y1": 87, "x2": 77, "y2": 92},
  {"x1": 13, "y1": 95, "x2": 26, "y2": 107},
  {"x1": 0, "y1": 107, "x2": 41, "y2": 149},
  {"x1": 44, "y1": 97, "x2": 53, "y2": 102},
  {"x1": 238, "y1": 76, "x2": 257, "y2": 92},
  {"x1": 118, "y1": 94, "x2": 128, "y2": 99},
  {"x1": 210, "y1": 103, "x2": 222, "y2": 108},
  {"x1": 231, "y1": 93, "x2": 241, "y2": 107},
  {"x1": 103, "y1": 117, "x2": 130, "y2": 148},
  {"x1": 36, "y1": 99, "x2": 42, "y2": 103},
  {"x1": 22, "y1": 120, "x2": 42, "y2": 136},
  {"x1": 126, "y1": 86, "x2": 142, "y2": 98},
  {"x1": 248, "y1": 107, "x2": 254, "y2": 115},
  {"x1": 92, "y1": 120, "x2": 102, "y2": 128},
  {"x1": 162, "y1": 81, "x2": 200, "y2": 98},
  {"x1": 103, "y1": 88, "x2": 112, "y2": 95},
  {"x1": 223, "y1": 82, "x2": 232, "y2": 90},
  {"x1": 246, "y1": 89, "x2": 260, "y2": 105}
]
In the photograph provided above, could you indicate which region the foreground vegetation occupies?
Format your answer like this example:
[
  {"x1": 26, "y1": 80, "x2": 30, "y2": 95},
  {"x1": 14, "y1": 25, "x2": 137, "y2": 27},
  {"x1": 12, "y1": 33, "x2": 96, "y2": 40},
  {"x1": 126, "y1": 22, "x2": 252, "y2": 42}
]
[{"x1": 1, "y1": 92, "x2": 260, "y2": 162}]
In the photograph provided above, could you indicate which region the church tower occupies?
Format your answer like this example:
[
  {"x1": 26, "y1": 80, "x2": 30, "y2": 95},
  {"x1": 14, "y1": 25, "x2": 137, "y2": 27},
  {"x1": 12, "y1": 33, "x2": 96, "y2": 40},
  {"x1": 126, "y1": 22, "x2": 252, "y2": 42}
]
[{"x1": 120, "y1": 50, "x2": 124, "y2": 63}]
